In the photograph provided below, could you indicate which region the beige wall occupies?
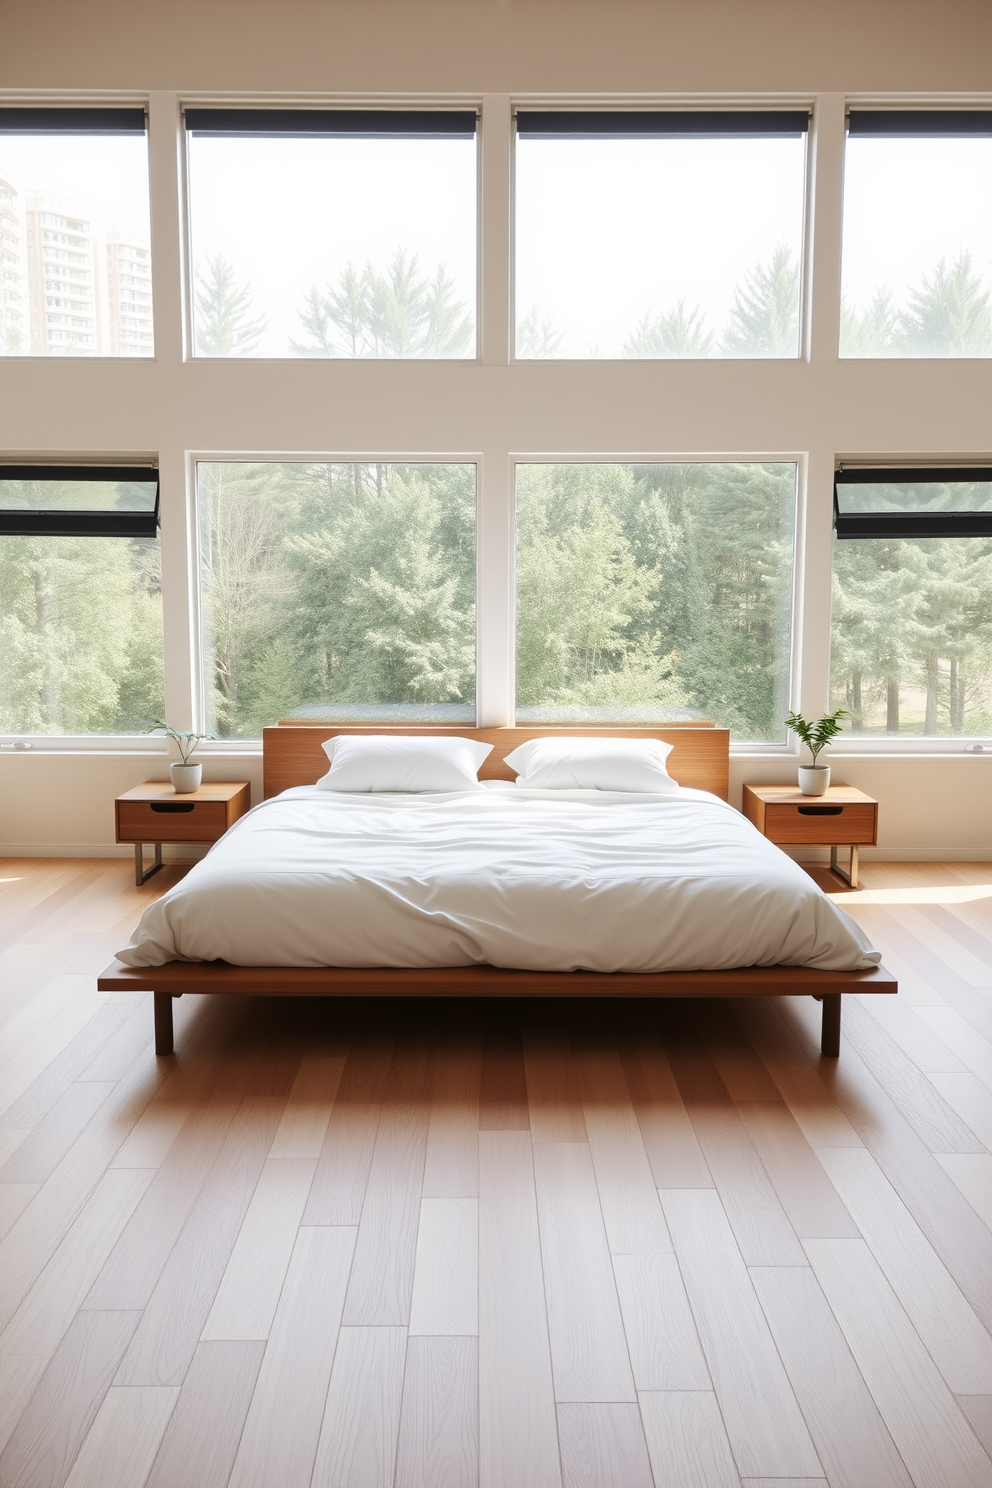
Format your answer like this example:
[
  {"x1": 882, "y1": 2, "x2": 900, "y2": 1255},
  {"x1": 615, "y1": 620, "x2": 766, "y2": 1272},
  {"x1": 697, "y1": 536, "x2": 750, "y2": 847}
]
[
  {"x1": 3, "y1": 0, "x2": 991, "y2": 95},
  {"x1": 1, "y1": 0, "x2": 991, "y2": 858}
]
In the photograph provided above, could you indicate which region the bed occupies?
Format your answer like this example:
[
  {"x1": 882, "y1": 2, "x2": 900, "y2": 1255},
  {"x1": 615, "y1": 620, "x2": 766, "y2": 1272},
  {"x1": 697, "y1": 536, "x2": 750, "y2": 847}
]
[{"x1": 98, "y1": 724, "x2": 896, "y2": 1057}]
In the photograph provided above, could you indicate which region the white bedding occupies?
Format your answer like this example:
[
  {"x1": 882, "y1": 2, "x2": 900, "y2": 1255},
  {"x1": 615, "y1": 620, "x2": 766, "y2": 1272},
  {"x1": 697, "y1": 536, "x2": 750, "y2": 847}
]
[{"x1": 117, "y1": 784, "x2": 880, "y2": 973}]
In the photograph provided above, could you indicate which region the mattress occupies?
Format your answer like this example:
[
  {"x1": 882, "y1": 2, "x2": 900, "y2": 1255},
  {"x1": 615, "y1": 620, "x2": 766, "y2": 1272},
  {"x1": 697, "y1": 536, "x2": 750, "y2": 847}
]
[{"x1": 116, "y1": 783, "x2": 880, "y2": 973}]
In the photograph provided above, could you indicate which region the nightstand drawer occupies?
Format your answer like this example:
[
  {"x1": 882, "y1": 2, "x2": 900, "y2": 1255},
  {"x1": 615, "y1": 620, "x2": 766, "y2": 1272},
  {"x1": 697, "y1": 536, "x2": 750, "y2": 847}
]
[
  {"x1": 763, "y1": 801, "x2": 877, "y2": 845},
  {"x1": 116, "y1": 798, "x2": 231, "y2": 843}
]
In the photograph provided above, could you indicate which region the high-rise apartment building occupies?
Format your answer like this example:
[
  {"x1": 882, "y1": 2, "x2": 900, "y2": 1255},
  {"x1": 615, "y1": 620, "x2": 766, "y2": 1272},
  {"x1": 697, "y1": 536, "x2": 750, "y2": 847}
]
[
  {"x1": 105, "y1": 231, "x2": 153, "y2": 355},
  {"x1": 0, "y1": 177, "x2": 26, "y2": 352},
  {"x1": 24, "y1": 194, "x2": 97, "y2": 354}
]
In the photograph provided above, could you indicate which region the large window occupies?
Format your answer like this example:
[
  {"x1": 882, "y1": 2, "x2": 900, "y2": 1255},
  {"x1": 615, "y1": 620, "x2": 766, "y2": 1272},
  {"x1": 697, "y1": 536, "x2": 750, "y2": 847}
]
[
  {"x1": 514, "y1": 112, "x2": 809, "y2": 359},
  {"x1": 831, "y1": 469, "x2": 992, "y2": 734},
  {"x1": 515, "y1": 462, "x2": 797, "y2": 739},
  {"x1": 186, "y1": 111, "x2": 477, "y2": 358},
  {"x1": 840, "y1": 112, "x2": 992, "y2": 358},
  {"x1": 198, "y1": 462, "x2": 477, "y2": 737},
  {"x1": 0, "y1": 468, "x2": 163, "y2": 733},
  {"x1": 0, "y1": 108, "x2": 153, "y2": 357}
]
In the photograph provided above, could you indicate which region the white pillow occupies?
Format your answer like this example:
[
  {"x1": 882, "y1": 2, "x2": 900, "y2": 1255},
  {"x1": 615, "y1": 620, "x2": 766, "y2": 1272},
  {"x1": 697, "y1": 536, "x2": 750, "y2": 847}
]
[
  {"x1": 317, "y1": 734, "x2": 493, "y2": 793},
  {"x1": 504, "y1": 736, "x2": 678, "y2": 793}
]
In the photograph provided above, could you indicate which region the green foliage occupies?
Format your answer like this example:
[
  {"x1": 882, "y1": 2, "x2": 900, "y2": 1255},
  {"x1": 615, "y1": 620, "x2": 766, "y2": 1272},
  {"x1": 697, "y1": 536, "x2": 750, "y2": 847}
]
[
  {"x1": 195, "y1": 254, "x2": 267, "y2": 357},
  {"x1": 899, "y1": 253, "x2": 992, "y2": 357},
  {"x1": 721, "y1": 245, "x2": 800, "y2": 357},
  {"x1": 145, "y1": 719, "x2": 214, "y2": 763},
  {"x1": 623, "y1": 299, "x2": 714, "y2": 358},
  {"x1": 517, "y1": 306, "x2": 564, "y2": 358},
  {"x1": 0, "y1": 516, "x2": 164, "y2": 733},
  {"x1": 291, "y1": 250, "x2": 472, "y2": 358},
  {"x1": 199, "y1": 463, "x2": 477, "y2": 738},
  {"x1": 515, "y1": 462, "x2": 796, "y2": 736},
  {"x1": 784, "y1": 708, "x2": 848, "y2": 763}
]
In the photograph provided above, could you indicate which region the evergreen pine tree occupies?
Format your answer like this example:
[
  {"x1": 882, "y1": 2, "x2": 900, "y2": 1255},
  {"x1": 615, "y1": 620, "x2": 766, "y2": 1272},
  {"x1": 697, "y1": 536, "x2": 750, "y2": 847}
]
[
  {"x1": 194, "y1": 254, "x2": 267, "y2": 357},
  {"x1": 622, "y1": 298, "x2": 713, "y2": 358},
  {"x1": 721, "y1": 246, "x2": 800, "y2": 356}
]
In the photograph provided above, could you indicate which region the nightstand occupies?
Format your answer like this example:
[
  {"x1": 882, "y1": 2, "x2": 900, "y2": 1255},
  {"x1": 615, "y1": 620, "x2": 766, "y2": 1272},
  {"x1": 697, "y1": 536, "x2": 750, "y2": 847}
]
[
  {"x1": 116, "y1": 781, "x2": 251, "y2": 885},
  {"x1": 742, "y1": 783, "x2": 877, "y2": 888}
]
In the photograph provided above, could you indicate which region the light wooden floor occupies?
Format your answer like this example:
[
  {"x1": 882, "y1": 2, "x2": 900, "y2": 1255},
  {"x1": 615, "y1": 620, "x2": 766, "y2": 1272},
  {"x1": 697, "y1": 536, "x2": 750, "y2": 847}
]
[{"x1": 1, "y1": 860, "x2": 992, "y2": 1488}]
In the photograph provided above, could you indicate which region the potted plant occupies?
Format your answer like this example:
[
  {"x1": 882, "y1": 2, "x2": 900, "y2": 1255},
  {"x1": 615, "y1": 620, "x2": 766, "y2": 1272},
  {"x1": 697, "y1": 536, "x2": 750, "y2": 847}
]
[
  {"x1": 146, "y1": 719, "x2": 215, "y2": 794},
  {"x1": 784, "y1": 708, "x2": 849, "y2": 795}
]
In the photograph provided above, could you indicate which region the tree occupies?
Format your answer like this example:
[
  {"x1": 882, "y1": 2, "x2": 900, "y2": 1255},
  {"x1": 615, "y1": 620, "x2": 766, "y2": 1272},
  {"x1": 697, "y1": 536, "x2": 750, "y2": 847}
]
[
  {"x1": 516, "y1": 306, "x2": 564, "y2": 358},
  {"x1": 721, "y1": 245, "x2": 800, "y2": 356},
  {"x1": 840, "y1": 288, "x2": 899, "y2": 356},
  {"x1": 194, "y1": 254, "x2": 267, "y2": 356},
  {"x1": 291, "y1": 251, "x2": 472, "y2": 358},
  {"x1": 898, "y1": 252, "x2": 992, "y2": 357},
  {"x1": 623, "y1": 298, "x2": 713, "y2": 358}
]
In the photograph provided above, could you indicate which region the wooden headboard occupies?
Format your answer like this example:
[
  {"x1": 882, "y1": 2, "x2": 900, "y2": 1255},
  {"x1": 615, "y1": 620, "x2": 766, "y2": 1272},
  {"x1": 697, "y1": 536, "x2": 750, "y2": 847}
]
[{"x1": 262, "y1": 724, "x2": 730, "y2": 799}]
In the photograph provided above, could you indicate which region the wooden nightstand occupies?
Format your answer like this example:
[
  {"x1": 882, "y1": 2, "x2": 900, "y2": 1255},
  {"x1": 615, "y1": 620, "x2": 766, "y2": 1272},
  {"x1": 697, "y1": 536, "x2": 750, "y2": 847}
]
[
  {"x1": 742, "y1": 783, "x2": 878, "y2": 888},
  {"x1": 116, "y1": 781, "x2": 251, "y2": 885}
]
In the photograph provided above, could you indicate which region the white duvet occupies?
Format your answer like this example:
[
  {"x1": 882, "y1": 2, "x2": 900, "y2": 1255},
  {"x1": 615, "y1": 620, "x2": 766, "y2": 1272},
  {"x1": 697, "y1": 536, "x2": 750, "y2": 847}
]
[{"x1": 117, "y1": 784, "x2": 879, "y2": 973}]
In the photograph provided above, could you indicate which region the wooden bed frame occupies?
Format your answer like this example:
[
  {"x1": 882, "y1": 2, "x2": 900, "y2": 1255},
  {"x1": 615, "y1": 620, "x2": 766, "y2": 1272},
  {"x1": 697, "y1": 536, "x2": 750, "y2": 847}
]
[{"x1": 98, "y1": 723, "x2": 896, "y2": 1057}]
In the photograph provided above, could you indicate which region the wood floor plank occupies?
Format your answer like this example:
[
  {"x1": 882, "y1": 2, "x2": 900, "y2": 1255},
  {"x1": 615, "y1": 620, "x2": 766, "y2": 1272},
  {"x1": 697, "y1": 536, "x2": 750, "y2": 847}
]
[
  {"x1": 303, "y1": 1102, "x2": 381, "y2": 1225},
  {"x1": 310, "y1": 1327, "x2": 407, "y2": 1488},
  {"x1": 144, "y1": 1341, "x2": 265, "y2": 1488},
  {"x1": 61, "y1": 1386, "x2": 179, "y2": 1488},
  {"x1": 929, "y1": 1072, "x2": 992, "y2": 1150},
  {"x1": 556, "y1": 1403, "x2": 654, "y2": 1488},
  {"x1": 0, "y1": 1081, "x2": 117, "y2": 1184},
  {"x1": 855, "y1": 992, "x2": 967, "y2": 1074},
  {"x1": 83, "y1": 1097, "x2": 250, "y2": 1314},
  {"x1": 1, "y1": 1168, "x2": 151, "y2": 1360},
  {"x1": 638, "y1": 1391, "x2": 740, "y2": 1488},
  {"x1": 342, "y1": 1101, "x2": 429, "y2": 1327},
  {"x1": 617, "y1": 1038, "x2": 712, "y2": 1188},
  {"x1": 409, "y1": 1196, "x2": 478, "y2": 1336},
  {"x1": 267, "y1": 1052, "x2": 345, "y2": 1159},
  {"x1": 685, "y1": 1103, "x2": 807, "y2": 1265},
  {"x1": 524, "y1": 1029, "x2": 586, "y2": 1143},
  {"x1": 394, "y1": 1335, "x2": 479, "y2": 1488},
  {"x1": 580, "y1": 1049, "x2": 673, "y2": 1256},
  {"x1": 736, "y1": 1101, "x2": 860, "y2": 1239},
  {"x1": 200, "y1": 1156, "x2": 318, "y2": 1340},
  {"x1": 935, "y1": 1154, "x2": 992, "y2": 1228},
  {"x1": 0, "y1": 1182, "x2": 37, "y2": 1241},
  {"x1": 842, "y1": 998, "x2": 987, "y2": 1154},
  {"x1": 957, "y1": 1395, "x2": 992, "y2": 1460},
  {"x1": 796, "y1": 1033, "x2": 992, "y2": 1335},
  {"x1": 0, "y1": 1307, "x2": 140, "y2": 1488},
  {"x1": 227, "y1": 1226, "x2": 357, "y2": 1488},
  {"x1": 422, "y1": 1042, "x2": 479, "y2": 1198},
  {"x1": 480, "y1": 1026, "x2": 530, "y2": 1131},
  {"x1": 611, "y1": 1251, "x2": 709, "y2": 1391},
  {"x1": 661, "y1": 1188, "x2": 821, "y2": 1480},
  {"x1": 750, "y1": 1264, "x2": 913, "y2": 1488},
  {"x1": 805, "y1": 1238, "x2": 992, "y2": 1488},
  {"x1": 115, "y1": 1097, "x2": 284, "y2": 1385},
  {"x1": 0, "y1": 1054, "x2": 167, "y2": 1335},
  {"x1": 817, "y1": 1146, "x2": 992, "y2": 1393},
  {"x1": 917, "y1": 1006, "x2": 992, "y2": 1090},
  {"x1": 109, "y1": 1104, "x2": 190, "y2": 1170},
  {"x1": 533, "y1": 1142, "x2": 635, "y2": 1404},
  {"x1": 479, "y1": 1131, "x2": 562, "y2": 1488}
]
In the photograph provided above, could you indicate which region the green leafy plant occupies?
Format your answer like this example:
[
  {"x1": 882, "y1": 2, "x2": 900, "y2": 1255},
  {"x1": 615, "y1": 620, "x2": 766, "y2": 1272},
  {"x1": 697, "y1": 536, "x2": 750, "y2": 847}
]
[
  {"x1": 784, "y1": 707, "x2": 849, "y2": 765},
  {"x1": 145, "y1": 719, "x2": 215, "y2": 764}
]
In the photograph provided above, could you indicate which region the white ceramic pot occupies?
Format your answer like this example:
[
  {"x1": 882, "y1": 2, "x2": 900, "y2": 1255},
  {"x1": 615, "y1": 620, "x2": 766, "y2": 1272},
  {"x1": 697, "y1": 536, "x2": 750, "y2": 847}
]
[
  {"x1": 798, "y1": 764, "x2": 830, "y2": 796},
  {"x1": 171, "y1": 762, "x2": 202, "y2": 794}
]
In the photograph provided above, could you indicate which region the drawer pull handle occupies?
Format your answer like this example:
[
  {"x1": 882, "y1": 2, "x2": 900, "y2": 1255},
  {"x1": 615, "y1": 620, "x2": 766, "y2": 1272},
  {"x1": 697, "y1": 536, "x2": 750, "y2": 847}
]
[
  {"x1": 797, "y1": 805, "x2": 844, "y2": 816},
  {"x1": 149, "y1": 802, "x2": 196, "y2": 814}
]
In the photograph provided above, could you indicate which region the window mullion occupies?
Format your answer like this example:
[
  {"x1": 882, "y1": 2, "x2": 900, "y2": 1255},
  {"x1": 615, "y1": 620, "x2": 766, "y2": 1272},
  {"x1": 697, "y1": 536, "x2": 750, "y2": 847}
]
[{"x1": 807, "y1": 93, "x2": 845, "y2": 364}]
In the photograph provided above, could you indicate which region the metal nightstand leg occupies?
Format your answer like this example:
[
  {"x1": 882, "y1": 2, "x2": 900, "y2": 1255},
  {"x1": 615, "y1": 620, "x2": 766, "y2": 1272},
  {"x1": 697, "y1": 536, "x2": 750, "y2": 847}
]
[
  {"x1": 135, "y1": 842, "x2": 163, "y2": 886},
  {"x1": 830, "y1": 843, "x2": 859, "y2": 889}
]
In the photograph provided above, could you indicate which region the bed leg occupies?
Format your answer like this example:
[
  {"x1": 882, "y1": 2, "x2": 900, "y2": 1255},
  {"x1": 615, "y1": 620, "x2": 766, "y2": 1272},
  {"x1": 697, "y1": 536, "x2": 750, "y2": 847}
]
[
  {"x1": 154, "y1": 992, "x2": 175, "y2": 1056},
  {"x1": 820, "y1": 993, "x2": 841, "y2": 1057}
]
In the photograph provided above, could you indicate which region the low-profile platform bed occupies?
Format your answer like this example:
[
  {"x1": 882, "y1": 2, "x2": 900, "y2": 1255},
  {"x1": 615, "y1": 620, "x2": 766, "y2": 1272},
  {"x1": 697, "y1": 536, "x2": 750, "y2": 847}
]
[{"x1": 99, "y1": 724, "x2": 896, "y2": 1056}]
